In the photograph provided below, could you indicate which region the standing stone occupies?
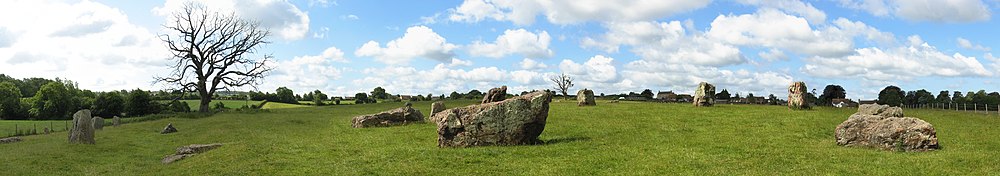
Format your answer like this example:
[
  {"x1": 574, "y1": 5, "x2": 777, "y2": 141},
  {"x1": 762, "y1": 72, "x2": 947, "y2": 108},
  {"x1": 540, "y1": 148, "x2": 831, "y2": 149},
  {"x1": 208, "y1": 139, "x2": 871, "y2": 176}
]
[
  {"x1": 576, "y1": 89, "x2": 596, "y2": 106},
  {"x1": 161, "y1": 123, "x2": 178, "y2": 134},
  {"x1": 432, "y1": 91, "x2": 552, "y2": 147},
  {"x1": 835, "y1": 104, "x2": 938, "y2": 151},
  {"x1": 68, "y1": 110, "x2": 96, "y2": 144},
  {"x1": 92, "y1": 116, "x2": 105, "y2": 130},
  {"x1": 787, "y1": 81, "x2": 810, "y2": 110},
  {"x1": 351, "y1": 106, "x2": 425, "y2": 128},
  {"x1": 481, "y1": 86, "x2": 508, "y2": 104},
  {"x1": 431, "y1": 101, "x2": 446, "y2": 116},
  {"x1": 692, "y1": 82, "x2": 716, "y2": 107},
  {"x1": 113, "y1": 116, "x2": 121, "y2": 127}
]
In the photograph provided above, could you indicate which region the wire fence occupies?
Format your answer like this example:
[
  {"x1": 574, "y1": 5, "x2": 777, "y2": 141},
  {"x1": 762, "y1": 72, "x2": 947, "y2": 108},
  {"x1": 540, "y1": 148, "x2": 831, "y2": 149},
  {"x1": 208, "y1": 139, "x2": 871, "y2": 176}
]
[
  {"x1": 899, "y1": 103, "x2": 1000, "y2": 115},
  {"x1": 1, "y1": 112, "x2": 207, "y2": 138}
]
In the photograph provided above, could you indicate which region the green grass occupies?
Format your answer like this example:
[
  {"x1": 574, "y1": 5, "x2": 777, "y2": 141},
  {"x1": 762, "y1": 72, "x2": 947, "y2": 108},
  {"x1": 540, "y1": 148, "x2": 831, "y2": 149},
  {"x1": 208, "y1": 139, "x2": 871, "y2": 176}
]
[
  {"x1": 0, "y1": 120, "x2": 72, "y2": 136},
  {"x1": 261, "y1": 102, "x2": 311, "y2": 109},
  {"x1": 1, "y1": 100, "x2": 999, "y2": 175}
]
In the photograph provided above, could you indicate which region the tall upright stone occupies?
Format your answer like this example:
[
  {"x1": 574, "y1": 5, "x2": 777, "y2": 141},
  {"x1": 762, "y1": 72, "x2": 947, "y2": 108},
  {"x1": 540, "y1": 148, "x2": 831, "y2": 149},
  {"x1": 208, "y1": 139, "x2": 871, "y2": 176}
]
[
  {"x1": 433, "y1": 91, "x2": 552, "y2": 147},
  {"x1": 431, "y1": 101, "x2": 446, "y2": 116},
  {"x1": 92, "y1": 116, "x2": 105, "y2": 130},
  {"x1": 68, "y1": 110, "x2": 96, "y2": 144},
  {"x1": 481, "y1": 86, "x2": 508, "y2": 104},
  {"x1": 788, "y1": 81, "x2": 810, "y2": 110},
  {"x1": 113, "y1": 116, "x2": 121, "y2": 127},
  {"x1": 576, "y1": 89, "x2": 596, "y2": 106},
  {"x1": 692, "y1": 82, "x2": 715, "y2": 107}
]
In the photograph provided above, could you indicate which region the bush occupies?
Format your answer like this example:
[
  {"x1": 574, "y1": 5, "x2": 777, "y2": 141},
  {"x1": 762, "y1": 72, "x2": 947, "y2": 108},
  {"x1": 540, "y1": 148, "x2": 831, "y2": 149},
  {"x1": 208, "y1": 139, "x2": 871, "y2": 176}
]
[
  {"x1": 166, "y1": 100, "x2": 190, "y2": 112},
  {"x1": 213, "y1": 101, "x2": 226, "y2": 110}
]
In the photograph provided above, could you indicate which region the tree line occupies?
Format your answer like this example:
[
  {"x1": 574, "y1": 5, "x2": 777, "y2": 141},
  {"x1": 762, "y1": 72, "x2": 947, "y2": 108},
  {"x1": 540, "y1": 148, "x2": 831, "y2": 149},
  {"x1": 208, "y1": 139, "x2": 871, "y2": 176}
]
[{"x1": 0, "y1": 74, "x2": 174, "y2": 120}]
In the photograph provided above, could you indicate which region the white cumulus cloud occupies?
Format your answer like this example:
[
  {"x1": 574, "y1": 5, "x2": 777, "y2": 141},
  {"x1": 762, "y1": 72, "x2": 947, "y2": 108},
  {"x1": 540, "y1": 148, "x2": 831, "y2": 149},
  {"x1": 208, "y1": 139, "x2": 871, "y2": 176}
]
[
  {"x1": 468, "y1": 29, "x2": 553, "y2": 59},
  {"x1": 448, "y1": 0, "x2": 712, "y2": 25},
  {"x1": 802, "y1": 35, "x2": 993, "y2": 81},
  {"x1": 355, "y1": 26, "x2": 459, "y2": 65},
  {"x1": 839, "y1": 0, "x2": 991, "y2": 23},
  {"x1": 154, "y1": 0, "x2": 311, "y2": 41}
]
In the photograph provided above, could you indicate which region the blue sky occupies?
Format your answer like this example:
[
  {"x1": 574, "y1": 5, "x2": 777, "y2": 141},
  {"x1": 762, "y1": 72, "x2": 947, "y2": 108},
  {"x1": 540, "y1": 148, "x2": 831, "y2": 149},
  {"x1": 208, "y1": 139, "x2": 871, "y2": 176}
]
[{"x1": 1, "y1": 0, "x2": 998, "y2": 99}]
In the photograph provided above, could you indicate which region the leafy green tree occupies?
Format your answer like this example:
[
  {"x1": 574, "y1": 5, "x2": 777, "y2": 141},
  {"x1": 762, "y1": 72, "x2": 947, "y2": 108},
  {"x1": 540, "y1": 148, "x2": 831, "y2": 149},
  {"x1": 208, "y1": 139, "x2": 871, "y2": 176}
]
[
  {"x1": 915, "y1": 89, "x2": 934, "y2": 104},
  {"x1": 29, "y1": 82, "x2": 76, "y2": 120},
  {"x1": 0, "y1": 82, "x2": 22, "y2": 119},
  {"x1": 92, "y1": 91, "x2": 125, "y2": 117},
  {"x1": 355, "y1": 93, "x2": 369, "y2": 104},
  {"x1": 450, "y1": 91, "x2": 461, "y2": 100},
  {"x1": 371, "y1": 87, "x2": 390, "y2": 99},
  {"x1": 312, "y1": 90, "x2": 327, "y2": 106},
  {"x1": 877, "y1": 86, "x2": 904, "y2": 106},
  {"x1": 952, "y1": 91, "x2": 965, "y2": 104},
  {"x1": 640, "y1": 89, "x2": 654, "y2": 99},
  {"x1": 467, "y1": 89, "x2": 483, "y2": 99},
  {"x1": 818, "y1": 85, "x2": 846, "y2": 106},
  {"x1": 935, "y1": 91, "x2": 951, "y2": 104},
  {"x1": 125, "y1": 89, "x2": 157, "y2": 117},
  {"x1": 275, "y1": 87, "x2": 297, "y2": 104}
]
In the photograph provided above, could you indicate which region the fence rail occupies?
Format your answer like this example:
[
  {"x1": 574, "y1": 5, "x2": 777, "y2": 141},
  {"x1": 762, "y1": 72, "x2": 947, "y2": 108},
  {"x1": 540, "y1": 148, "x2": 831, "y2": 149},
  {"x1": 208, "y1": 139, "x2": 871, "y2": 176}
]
[{"x1": 898, "y1": 103, "x2": 1000, "y2": 116}]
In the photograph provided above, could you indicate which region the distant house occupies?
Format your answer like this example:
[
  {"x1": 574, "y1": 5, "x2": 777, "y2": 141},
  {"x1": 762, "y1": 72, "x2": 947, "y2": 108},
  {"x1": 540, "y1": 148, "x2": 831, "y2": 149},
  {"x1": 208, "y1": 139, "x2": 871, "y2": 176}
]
[
  {"x1": 747, "y1": 97, "x2": 766, "y2": 104},
  {"x1": 344, "y1": 96, "x2": 356, "y2": 100},
  {"x1": 656, "y1": 91, "x2": 678, "y2": 101},
  {"x1": 833, "y1": 98, "x2": 858, "y2": 108},
  {"x1": 399, "y1": 95, "x2": 414, "y2": 101}
]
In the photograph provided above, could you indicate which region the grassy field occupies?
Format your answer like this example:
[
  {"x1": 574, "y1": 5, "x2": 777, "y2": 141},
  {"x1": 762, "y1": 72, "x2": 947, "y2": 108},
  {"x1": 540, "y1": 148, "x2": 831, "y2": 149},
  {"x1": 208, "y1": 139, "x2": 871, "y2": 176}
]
[
  {"x1": 166, "y1": 100, "x2": 263, "y2": 110},
  {"x1": 1, "y1": 100, "x2": 998, "y2": 175}
]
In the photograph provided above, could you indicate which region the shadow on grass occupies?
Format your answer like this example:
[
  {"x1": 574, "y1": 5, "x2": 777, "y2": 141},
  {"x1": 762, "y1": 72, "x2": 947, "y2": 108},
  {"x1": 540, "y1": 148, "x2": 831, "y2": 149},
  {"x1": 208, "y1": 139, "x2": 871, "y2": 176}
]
[{"x1": 542, "y1": 136, "x2": 591, "y2": 145}]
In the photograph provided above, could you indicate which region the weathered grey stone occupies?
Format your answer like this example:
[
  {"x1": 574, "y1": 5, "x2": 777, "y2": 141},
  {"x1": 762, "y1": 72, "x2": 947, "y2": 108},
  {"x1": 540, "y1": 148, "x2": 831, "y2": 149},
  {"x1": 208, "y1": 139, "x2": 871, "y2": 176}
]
[
  {"x1": 113, "y1": 116, "x2": 121, "y2": 127},
  {"x1": 856, "y1": 104, "x2": 903, "y2": 117},
  {"x1": 68, "y1": 109, "x2": 96, "y2": 144},
  {"x1": 92, "y1": 116, "x2": 104, "y2": 130},
  {"x1": 432, "y1": 91, "x2": 552, "y2": 147},
  {"x1": 692, "y1": 82, "x2": 715, "y2": 107},
  {"x1": 787, "y1": 81, "x2": 810, "y2": 110},
  {"x1": 161, "y1": 143, "x2": 223, "y2": 164},
  {"x1": 835, "y1": 105, "x2": 938, "y2": 151},
  {"x1": 0, "y1": 137, "x2": 21, "y2": 144},
  {"x1": 481, "y1": 86, "x2": 508, "y2": 104},
  {"x1": 576, "y1": 89, "x2": 596, "y2": 106},
  {"x1": 161, "y1": 123, "x2": 178, "y2": 134},
  {"x1": 431, "y1": 101, "x2": 446, "y2": 116},
  {"x1": 351, "y1": 106, "x2": 425, "y2": 128}
]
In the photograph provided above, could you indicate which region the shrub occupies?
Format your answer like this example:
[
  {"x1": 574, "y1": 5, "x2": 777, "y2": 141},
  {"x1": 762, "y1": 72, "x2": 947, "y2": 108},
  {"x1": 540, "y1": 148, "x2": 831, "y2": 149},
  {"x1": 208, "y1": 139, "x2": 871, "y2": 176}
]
[
  {"x1": 213, "y1": 101, "x2": 226, "y2": 110},
  {"x1": 166, "y1": 100, "x2": 190, "y2": 112}
]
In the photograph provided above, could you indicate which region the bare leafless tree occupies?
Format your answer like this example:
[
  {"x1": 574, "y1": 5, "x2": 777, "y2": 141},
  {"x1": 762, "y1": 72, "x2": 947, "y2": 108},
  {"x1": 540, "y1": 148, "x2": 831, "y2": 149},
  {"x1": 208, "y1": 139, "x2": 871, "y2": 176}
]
[
  {"x1": 156, "y1": 3, "x2": 273, "y2": 112},
  {"x1": 549, "y1": 73, "x2": 574, "y2": 99}
]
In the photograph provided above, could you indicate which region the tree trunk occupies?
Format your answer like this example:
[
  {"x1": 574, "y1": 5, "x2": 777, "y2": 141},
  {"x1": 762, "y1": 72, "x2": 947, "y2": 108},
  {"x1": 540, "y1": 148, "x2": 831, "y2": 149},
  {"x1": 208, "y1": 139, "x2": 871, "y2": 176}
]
[{"x1": 199, "y1": 93, "x2": 211, "y2": 113}]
